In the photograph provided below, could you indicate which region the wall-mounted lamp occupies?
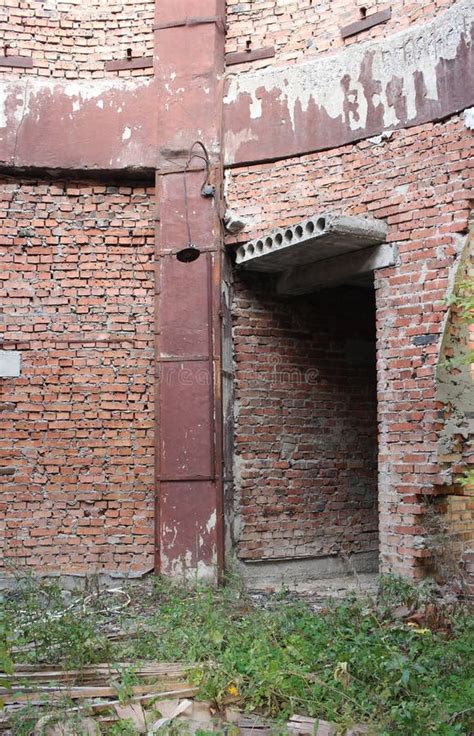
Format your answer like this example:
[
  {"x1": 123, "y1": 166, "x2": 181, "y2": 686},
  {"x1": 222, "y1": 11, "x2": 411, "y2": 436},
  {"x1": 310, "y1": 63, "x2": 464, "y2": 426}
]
[
  {"x1": 175, "y1": 141, "x2": 214, "y2": 263},
  {"x1": 176, "y1": 243, "x2": 201, "y2": 263}
]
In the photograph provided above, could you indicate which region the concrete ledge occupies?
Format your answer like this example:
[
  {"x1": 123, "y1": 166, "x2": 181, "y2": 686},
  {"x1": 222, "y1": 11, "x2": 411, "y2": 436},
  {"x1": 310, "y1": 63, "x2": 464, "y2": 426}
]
[
  {"x1": 235, "y1": 214, "x2": 387, "y2": 272},
  {"x1": 237, "y1": 551, "x2": 379, "y2": 591},
  {"x1": 277, "y1": 243, "x2": 397, "y2": 295},
  {"x1": 0, "y1": 568, "x2": 154, "y2": 596}
]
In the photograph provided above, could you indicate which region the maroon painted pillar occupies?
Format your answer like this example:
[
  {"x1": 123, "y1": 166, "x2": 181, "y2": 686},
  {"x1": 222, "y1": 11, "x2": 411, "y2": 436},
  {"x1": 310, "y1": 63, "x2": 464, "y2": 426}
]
[{"x1": 154, "y1": 0, "x2": 225, "y2": 581}]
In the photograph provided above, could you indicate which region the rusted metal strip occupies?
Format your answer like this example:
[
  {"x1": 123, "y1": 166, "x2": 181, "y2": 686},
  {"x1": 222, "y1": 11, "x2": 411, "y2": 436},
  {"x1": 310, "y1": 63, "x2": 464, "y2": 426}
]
[
  {"x1": 105, "y1": 57, "x2": 154, "y2": 72},
  {"x1": 226, "y1": 47, "x2": 275, "y2": 66},
  {"x1": 154, "y1": 204, "x2": 162, "y2": 573},
  {"x1": 340, "y1": 8, "x2": 391, "y2": 39},
  {"x1": 157, "y1": 356, "x2": 210, "y2": 362},
  {"x1": 154, "y1": 16, "x2": 225, "y2": 32},
  {"x1": 158, "y1": 476, "x2": 215, "y2": 482},
  {"x1": 0, "y1": 468, "x2": 15, "y2": 476},
  {"x1": 0, "y1": 55, "x2": 33, "y2": 69}
]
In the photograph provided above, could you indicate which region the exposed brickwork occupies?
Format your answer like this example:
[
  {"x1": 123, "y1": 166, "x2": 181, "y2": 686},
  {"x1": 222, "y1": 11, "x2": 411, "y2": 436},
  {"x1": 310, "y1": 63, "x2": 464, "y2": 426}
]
[
  {"x1": 444, "y1": 494, "x2": 474, "y2": 549},
  {"x1": 226, "y1": 0, "x2": 456, "y2": 68},
  {"x1": 225, "y1": 113, "x2": 473, "y2": 576},
  {"x1": 0, "y1": 181, "x2": 155, "y2": 574},
  {"x1": 463, "y1": 548, "x2": 474, "y2": 597},
  {"x1": 0, "y1": 0, "x2": 154, "y2": 79},
  {"x1": 233, "y1": 282, "x2": 378, "y2": 563},
  {"x1": 435, "y1": 239, "x2": 474, "y2": 569},
  {"x1": 0, "y1": 0, "x2": 472, "y2": 585}
]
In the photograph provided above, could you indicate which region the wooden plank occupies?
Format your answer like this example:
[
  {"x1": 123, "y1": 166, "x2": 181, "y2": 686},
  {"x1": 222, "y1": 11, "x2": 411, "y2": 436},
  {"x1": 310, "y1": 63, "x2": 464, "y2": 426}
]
[
  {"x1": 277, "y1": 244, "x2": 397, "y2": 295},
  {"x1": 340, "y1": 8, "x2": 391, "y2": 39},
  {"x1": 77, "y1": 687, "x2": 199, "y2": 713},
  {"x1": 8, "y1": 662, "x2": 188, "y2": 678},
  {"x1": 0, "y1": 682, "x2": 193, "y2": 704}
]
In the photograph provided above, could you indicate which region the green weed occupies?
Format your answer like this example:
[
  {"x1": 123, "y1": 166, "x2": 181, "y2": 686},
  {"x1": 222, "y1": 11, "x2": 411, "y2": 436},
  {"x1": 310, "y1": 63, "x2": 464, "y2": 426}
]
[
  {"x1": 2, "y1": 573, "x2": 111, "y2": 667},
  {"x1": 2, "y1": 574, "x2": 473, "y2": 735}
]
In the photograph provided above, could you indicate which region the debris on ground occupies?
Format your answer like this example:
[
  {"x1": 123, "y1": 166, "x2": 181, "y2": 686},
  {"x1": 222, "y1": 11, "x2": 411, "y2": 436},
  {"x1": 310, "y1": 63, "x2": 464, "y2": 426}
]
[
  {"x1": 1, "y1": 573, "x2": 472, "y2": 735},
  {"x1": 0, "y1": 660, "x2": 374, "y2": 735}
]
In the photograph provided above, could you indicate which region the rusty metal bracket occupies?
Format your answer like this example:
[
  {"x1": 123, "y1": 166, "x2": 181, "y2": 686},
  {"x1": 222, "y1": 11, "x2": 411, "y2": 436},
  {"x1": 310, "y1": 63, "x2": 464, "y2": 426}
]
[
  {"x1": 225, "y1": 47, "x2": 275, "y2": 66},
  {"x1": 340, "y1": 8, "x2": 391, "y2": 39},
  {"x1": 154, "y1": 16, "x2": 226, "y2": 33},
  {"x1": 0, "y1": 55, "x2": 33, "y2": 69},
  {"x1": 105, "y1": 56, "x2": 153, "y2": 72}
]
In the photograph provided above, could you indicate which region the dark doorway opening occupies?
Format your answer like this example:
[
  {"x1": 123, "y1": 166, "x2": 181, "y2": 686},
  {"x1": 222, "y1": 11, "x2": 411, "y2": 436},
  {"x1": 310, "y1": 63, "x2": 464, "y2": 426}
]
[{"x1": 232, "y1": 276, "x2": 379, "y2": 588}]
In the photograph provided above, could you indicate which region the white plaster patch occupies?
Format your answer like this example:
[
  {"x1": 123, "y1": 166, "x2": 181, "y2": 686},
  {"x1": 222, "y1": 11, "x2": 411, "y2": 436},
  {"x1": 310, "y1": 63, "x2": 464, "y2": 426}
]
[
  {"x1": 464, "y1": 106, "x2": 474, "y2": 129},
  {"x1": 0, "y1": 95, "x2": 7, "y2": 128},
  {"x1": 0, "y1": 351, "x2": 21, "y2": 377}
]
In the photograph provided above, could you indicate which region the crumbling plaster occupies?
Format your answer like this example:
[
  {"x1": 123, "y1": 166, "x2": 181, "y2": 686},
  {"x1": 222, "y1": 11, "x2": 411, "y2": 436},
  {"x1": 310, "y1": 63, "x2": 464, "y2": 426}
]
[
  {"x1": 0, "y1": 77, "x2": 158, "y2": 171},
  {"x1": 224, "y1": 0, "x2": 474, "y2": 165},
  {"x1": 436, "y1": 232, "x2": 474, "y2": 460}
]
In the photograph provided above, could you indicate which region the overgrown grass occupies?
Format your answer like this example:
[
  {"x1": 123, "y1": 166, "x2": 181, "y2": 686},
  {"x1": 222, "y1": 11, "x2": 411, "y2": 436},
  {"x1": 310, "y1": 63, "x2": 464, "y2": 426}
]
[{"x1": 1, "y1": 573, "x2": 473, "y2": 735}]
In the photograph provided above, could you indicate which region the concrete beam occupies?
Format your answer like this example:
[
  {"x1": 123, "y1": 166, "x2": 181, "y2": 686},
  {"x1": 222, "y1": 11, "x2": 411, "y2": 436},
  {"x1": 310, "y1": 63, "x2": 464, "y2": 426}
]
[
  {"x1": 235, "y1": 214, "x2": 387, "y2": 272},
  {"x1": 0, "y1": 78, "x2": 158, "y2": 172},
  {"x1": 277, "y1": 243, "x2": 397, "y2": 295},
  {"x1": 224, "y1": 0, "x2": 474, "y2": 166}
]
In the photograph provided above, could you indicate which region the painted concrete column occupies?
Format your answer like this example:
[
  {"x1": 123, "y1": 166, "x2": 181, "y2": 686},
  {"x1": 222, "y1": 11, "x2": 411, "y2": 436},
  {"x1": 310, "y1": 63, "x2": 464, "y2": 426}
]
[{"x1": 154, "y1": 0, "x2": 225, "y2": 581}]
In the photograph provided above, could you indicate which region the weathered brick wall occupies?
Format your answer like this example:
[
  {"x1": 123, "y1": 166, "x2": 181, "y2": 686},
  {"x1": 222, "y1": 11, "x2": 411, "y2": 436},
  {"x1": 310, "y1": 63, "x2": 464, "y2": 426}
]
[
  {"x1": 226, "y1": 0, "x2": 456, "y2": 67},
  {"x1": 0, "y1": 0, "x2": 154, "y2": 78},
  {"x1": 0, "y1": 180, "x2": 155, "y2": 575},
  {"x1": 232, "y1": 281, "x2": 378, "y2": 563},
  {"x1": 225, "y1": 112, "x2": 473, "y2": 576}
]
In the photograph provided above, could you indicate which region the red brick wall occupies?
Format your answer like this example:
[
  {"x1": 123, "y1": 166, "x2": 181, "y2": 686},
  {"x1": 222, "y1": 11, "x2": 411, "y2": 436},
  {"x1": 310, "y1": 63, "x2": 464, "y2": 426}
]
[
  {"x1": 233, "y1": 281, "x2": 378, "y2": 563},
  {"x1": 0, "y1": 180, "x2": 155, "y2": 575},
  {"x1": 0, "y1": 0, "x2": 154, "y2": 79},
  {"x1": 225, "y1": 113, "x2": 473, "y2": 576},
  {"x1": 226, "y1": 0, "x2": 456, "y2": 68}
]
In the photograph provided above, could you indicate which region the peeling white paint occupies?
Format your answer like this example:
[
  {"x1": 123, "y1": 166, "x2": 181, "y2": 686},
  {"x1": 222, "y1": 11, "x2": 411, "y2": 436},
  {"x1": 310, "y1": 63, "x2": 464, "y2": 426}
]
[
  {"x1": 0, "y1": 97, "x2": 7, "y2": 128},
  {"x1": 122, "y1": 126, "x2": 132, "y2": 141},
  {"x1": 206, "y1": 511, "x2": 216, "y2": 535},
  {"x1": 161, "y1": 549, "x2": 218, "y2": 582},
  {"x1": 0, "y1": 77, "x2": 154, "y2": 134},
  {"x1": 225, "y1": 128, "x2": 259, "y2": 157},
  {"x1": 465, "y1": 106, "x2": 474, "y2": 129},
  {"x1": 224, "y1": 0, "x2": 474, "y2": 134},
  {"x1": 249, "y1": 95, "x2": 262, "y2": 120},
  {"x1": 368, "y1": 130, "x2": 394, "y2": 145}
]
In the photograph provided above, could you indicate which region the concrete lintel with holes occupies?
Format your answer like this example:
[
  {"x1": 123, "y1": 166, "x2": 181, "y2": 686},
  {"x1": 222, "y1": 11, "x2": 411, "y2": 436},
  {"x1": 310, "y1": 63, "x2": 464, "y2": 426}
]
[{"x1": 235, "y1": 214, "x2": 397, "y2": 295}]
